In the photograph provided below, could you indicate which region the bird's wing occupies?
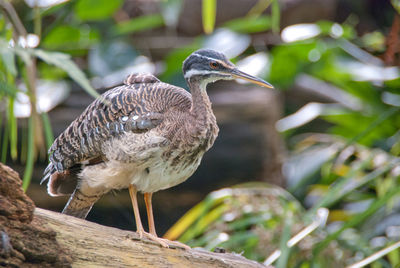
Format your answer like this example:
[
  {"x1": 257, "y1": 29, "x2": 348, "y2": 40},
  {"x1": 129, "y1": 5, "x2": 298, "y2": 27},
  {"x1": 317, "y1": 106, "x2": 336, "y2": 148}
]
[{"x1": 42, "y1": 73, "x2": 191, "y2": 185}]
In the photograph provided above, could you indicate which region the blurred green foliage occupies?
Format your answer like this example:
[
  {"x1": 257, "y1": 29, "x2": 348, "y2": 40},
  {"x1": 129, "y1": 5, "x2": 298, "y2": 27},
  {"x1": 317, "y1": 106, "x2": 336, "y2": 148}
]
[
  {"x1": 165, "y1": 183, "x2": 348, "y2": 266},
  {"x1": 74, "y1": 0, "x2": 123, "y2": 21},
  {"x1": 0, "y1": 0, "x2": 400, "y2": 267}
]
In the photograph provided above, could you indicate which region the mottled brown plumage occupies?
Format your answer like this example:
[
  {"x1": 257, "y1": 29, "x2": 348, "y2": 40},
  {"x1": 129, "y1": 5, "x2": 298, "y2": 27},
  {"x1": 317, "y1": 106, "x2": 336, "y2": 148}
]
[{"x1": 42, "y1": 49, "x2": 273, "y2": 248}]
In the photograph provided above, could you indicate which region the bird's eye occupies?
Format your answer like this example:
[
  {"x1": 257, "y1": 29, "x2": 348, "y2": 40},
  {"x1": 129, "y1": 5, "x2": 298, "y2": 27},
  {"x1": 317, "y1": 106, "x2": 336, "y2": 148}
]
[{"x1": 210, "y1": 62, "x2": 219, "y2": 69}]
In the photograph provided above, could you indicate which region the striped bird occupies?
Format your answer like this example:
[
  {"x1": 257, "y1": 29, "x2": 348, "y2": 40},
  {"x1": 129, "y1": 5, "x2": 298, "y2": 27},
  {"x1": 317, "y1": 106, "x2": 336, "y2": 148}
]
[{"x1": 42, "y1": 49, "x2": 273, "y2": 248}]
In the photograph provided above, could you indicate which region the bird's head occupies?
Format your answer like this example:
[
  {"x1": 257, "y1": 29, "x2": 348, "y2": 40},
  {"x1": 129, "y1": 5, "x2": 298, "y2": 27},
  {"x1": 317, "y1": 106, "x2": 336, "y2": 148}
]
[{"x1": 183, "y1": 49, "x2": 273, "y2": 89}]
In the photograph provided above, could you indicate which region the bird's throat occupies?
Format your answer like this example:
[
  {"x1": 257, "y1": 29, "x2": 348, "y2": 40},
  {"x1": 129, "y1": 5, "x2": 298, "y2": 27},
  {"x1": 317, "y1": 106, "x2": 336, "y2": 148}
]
[
  {"x1": 188, "y1": 78, "x2": 215, "y2": 124},
  {"x1": 186, "y1": 78, "x2": 219, "y2": 153}
]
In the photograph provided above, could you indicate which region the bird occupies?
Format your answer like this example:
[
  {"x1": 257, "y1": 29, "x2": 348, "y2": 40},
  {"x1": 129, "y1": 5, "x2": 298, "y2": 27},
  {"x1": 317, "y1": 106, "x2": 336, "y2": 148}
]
[{"x1": 41, "y1": 49, "x2": 273, "y2": 249}]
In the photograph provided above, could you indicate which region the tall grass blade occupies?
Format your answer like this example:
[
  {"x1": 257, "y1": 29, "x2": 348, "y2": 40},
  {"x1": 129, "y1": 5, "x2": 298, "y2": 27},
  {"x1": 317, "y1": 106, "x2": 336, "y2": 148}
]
[
  {"x1": 276, "y1": 210, "x2": 292, "y2": 268},
  {"x1": 271, "y1": 0, "x2": 280, "y2": 33},
  {"x1": 1, "y1": 116, "x2": 9, "y2": 163},
  {"x1": 347, "y1": 241, "x2": 400, "y2": 268},
  {"x1": 41, "y1": 112, "x2": 54, "y2": 149},
  {"x1": 246, "y1": 0, "x2": 272, "y2": 17},
  {"x1": 344, "y1": 107, "x2": 399, "y2": 148},
  {"x1": 202, "y1": 0, "x2": 216, "y2": 34},
  {"x1": 22, "y1": 117, "x2": 35, "y2": 191},
  {"x1": 20, "y1": 124, "x2": 27, "y2": 163},
  {"x1": 8, "y1": 98, "x2": 17, "y2": 161},
  {"x1": 313, "y1": 184, "x2": 400, "y2": 256},
  {"x1": 308, "y1": 158, "x2": 396, "y2": 216}
]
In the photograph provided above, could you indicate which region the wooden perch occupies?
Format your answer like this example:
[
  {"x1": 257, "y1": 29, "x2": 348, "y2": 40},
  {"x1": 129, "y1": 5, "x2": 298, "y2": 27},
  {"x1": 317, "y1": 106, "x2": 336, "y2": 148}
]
[
  {"x1": 0, "y1": 163, "x2": 269, "y2": 267},
  {"x1": 34, "y1": 208, "x2": 267, "y2": 267}
]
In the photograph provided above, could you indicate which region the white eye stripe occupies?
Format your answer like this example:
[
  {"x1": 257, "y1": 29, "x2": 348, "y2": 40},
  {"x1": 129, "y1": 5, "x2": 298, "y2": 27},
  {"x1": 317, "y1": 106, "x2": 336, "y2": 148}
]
[
  {"x1": 193, "y1": 53, "x2": 225, "y2": 66},
  {"x1": 184, "y1": 69, "x2": 221, "y2": 79},
  {"x1": 192, "y1": 53, "x2": 219, "y2": 62}
]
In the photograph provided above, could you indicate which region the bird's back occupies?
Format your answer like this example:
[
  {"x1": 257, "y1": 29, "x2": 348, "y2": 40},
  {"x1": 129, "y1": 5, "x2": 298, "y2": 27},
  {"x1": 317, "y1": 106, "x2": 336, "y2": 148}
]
[{"x1": 42, "y1": 73, "x2": 194, "y2": 196}]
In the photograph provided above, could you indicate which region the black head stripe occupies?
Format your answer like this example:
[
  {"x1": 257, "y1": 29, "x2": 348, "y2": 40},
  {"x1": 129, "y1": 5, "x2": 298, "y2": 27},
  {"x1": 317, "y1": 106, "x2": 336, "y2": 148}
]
[{"x1": 182, "y1": 49, "x2": 232, "y2": 76}]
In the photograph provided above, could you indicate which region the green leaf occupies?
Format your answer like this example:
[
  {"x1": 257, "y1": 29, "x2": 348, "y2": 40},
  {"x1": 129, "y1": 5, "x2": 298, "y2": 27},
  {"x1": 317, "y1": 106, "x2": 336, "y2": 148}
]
[
  {"x1": 40, "y1": 0, "x2": 70, "y2": 16},
  {"x1": 269, "y1": 41, "x2": 317, "y2": 87},
  {"x1": 246, "y1": 0, "x2": 272, "y2": 17},
  {"x1": 202, "y1": 0, "x2": 216, "y2": 34},
  {"x1": 113, "y1": 14, "x2": 164, "y2": 35},
  {"x1": 388, "y1": 246, "x2": 400, "y2": 266},
  {"x1": 323, "y1": 107, "x2": 400, "y2": 146},
  {"x1": 31, "y1": 49, "x2": 100, "y2": 99},
  {"x1": 161, "y1": 41, "x2": 201, "y2": 82},
  {"x1": 1, "y1": 115, "x2": 9, "y2": 163},
  {"x1": 313, "y1": 183, "x2": 400, "y2": 256},
  {"x1": 74, "y1": 0, "x2": 123, "y2": 21},
  {"x1": 223, "y1": 15, "x2": 272, "y2": 33},
  {"x1": 0, "y1": 48, "x2": 17, "y2": 76},
  {"x1": 88, "y1": 40, "x2": 138, "y2": 76},
  {"x1": 309, "y1": 156, "x2": 387, "y2": 213},
  {"x1": 22, "y1": 117, "x2": 35, "y2": 191},
  {"x1": 0, "y1": 80, "x2": 19, "y2": 97},
  {"x1": 0, "y1": 39, "x2": 19, "y2": 76},
  {"x1": 316, "y1": 21, "x2": 356, "y2": 39},
  {"x1": 219, "y1": 231, "x2": 259, "y2": 256},
  {"x1": 276, "y1": 211, "x2": 292, "y2": 268},
  {"x1": 41, "y1": 112, "x2": 54, "y2": 149},
  {"x1": 38, "y1": 61, "x2": 67, "y2": 80},
  {"x1": 42, "y1": 25, "x2": 100, "y2": 51},
  {"x1": 271, "y1": 0, "x2": 280, "y2": 33},
  {"x1": 391, "y1": 0, "x2": 400, "y2": 14},
  {"x1": 8, "y1": 98, "x2": 17, "y2": 161}
]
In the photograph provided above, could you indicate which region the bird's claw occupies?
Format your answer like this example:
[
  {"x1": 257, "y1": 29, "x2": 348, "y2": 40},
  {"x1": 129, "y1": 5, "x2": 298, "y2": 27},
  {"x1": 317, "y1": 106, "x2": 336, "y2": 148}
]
[
  {"x1": 137, "y1": 230, "x2": 144, "y2": 239},
  {"x1": 164, "y1": 239, "x2": 191, "y2": 250},
  {"x1": 136, "y1": 230, "x2": 169, "y2": 248},
  {"x1": 135, "y1": 231, "x2": 190, "y2": 249}
]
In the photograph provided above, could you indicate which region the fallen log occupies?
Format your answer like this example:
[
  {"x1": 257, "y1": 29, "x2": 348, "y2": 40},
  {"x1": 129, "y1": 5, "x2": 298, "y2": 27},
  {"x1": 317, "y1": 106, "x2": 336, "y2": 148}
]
[{"x1": 0, "y1": 163, "x2": 269, "y2": 268}]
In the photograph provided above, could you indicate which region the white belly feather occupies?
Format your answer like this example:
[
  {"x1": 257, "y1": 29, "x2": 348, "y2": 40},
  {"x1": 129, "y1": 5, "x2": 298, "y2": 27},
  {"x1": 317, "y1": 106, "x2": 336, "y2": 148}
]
[
  {"x1": 78, "y1": 131, "x2": 203, "y2": 194},
  {"x1": 79, "y1": 156, "x2": 201, "y2": 193}
]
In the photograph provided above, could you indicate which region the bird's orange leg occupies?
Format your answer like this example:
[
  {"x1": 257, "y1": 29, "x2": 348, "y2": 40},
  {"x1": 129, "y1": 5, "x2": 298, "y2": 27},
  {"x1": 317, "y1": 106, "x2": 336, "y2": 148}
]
[
  {"x1": 128, "y1": 184, "x2": 145, "y2": 237},
  {"x1": 144, "y1": 192, "x2": 190, "y2": 250},
  {"x1": 129, "y1": 185, "x2": 169, "y2": 247},
  {"x1": 143, "y1": 192, "x2": 157, "y2": 235}
]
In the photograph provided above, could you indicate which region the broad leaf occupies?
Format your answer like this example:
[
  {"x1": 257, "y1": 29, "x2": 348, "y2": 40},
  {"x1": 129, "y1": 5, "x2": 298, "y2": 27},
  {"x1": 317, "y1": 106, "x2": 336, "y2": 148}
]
[
  {"x1": 113, "y1": 14, "x2": 164, "y2": 35},
  {"x1": 74, "y1": 0, "x2": 123, "y2": 21},
  {"x1": 31, "y1": 49, "x2": 99, "y2": 99}
]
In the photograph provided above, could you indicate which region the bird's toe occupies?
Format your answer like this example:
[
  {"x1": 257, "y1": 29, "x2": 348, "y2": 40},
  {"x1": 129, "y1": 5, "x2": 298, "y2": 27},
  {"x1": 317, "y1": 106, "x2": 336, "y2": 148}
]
[
  {"x1": 136, "y1": 231, "x2": 170, "y2": 248},
  {"x1": 164, "y1": 239, "x2": 191, "y2": 250}
]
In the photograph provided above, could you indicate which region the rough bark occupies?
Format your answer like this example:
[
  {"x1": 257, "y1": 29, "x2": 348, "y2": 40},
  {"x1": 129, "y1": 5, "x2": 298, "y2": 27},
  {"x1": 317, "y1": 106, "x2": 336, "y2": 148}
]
[
  {"x1": 0, "y1": 163, "x2": 72, "y2": 267},
  {"x1": 34, "y1": 208, "x2": 267, "y2": 268},
  {"x1": 0, "y1": 163, "x2": 269, "y2": 268}
]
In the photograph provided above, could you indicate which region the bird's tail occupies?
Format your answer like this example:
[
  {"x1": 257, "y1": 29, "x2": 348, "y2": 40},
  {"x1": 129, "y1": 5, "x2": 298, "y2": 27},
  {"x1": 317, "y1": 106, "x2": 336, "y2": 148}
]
[{"x1": 62, "y1": 189, "x2": 101, "y2": 219}]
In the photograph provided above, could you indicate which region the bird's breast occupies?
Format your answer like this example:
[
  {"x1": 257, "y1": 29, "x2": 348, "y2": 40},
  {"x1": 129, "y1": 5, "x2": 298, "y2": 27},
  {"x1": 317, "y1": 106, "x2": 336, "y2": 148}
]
[{"x1": 78, "y1": 116, "x2": 218, "y2": 194}]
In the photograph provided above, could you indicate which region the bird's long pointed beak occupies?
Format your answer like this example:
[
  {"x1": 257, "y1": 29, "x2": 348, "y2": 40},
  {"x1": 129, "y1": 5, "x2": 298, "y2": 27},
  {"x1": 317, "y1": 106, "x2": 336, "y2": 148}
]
[{"x1": 231, "y1": 68, "x2": 274, "y2": 88}]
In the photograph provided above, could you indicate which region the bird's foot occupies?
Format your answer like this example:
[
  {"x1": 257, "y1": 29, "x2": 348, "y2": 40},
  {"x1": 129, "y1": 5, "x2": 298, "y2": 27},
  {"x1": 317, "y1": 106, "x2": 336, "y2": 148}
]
[
  {"x1": 163, "y1": 239, "x2": 191, "y2": 250},
  {"x1": 136, "y1": 231, "x2": 190, "y2": 249}
]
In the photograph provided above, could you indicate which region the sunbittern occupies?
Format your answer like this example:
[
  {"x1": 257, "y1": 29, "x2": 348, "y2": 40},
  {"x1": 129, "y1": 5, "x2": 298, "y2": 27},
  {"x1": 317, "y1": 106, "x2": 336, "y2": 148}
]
[{"x1": 41, "y1": 49, "x2": 273, "y2": 248}]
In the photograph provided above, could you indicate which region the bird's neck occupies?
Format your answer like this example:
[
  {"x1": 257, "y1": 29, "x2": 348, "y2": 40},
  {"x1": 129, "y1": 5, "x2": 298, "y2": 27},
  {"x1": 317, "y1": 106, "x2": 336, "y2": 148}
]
[
  {"x1": 187, "y1": 78, "x2": 216, "y2": 124},
  {"x1": 185, "y1": 77, "x2": 219, "y2": 152}
]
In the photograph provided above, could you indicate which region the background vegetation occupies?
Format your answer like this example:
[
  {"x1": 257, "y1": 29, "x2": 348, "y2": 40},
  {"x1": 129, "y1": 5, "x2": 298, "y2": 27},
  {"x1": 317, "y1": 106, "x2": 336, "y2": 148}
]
[{"x1": 1, "y1": 0, "x2": 400, "y2": 267}]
